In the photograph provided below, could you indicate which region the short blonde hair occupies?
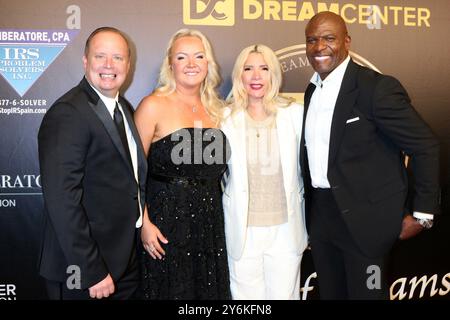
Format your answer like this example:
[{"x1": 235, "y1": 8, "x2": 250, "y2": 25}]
[
  {"x1": 156, "y1": 28, "x2": 224, "y2": 123},
  {"x1": 227, "y1": 44, "x2": 293, "y2": 114}
]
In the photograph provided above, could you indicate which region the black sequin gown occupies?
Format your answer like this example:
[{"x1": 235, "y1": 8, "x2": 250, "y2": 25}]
[{"x1": 141, "y1": 128, "x2": 231, "y2": 300}]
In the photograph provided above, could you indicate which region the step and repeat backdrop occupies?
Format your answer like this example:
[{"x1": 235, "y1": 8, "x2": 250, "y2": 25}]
[{"x1": 1, "y1": 0, "x2": 449, "y2": 300}]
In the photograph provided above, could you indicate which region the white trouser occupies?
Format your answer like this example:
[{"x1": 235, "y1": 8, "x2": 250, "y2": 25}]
[{"x1": 228, "y1": 221, "x2": 302, "y2": 300}]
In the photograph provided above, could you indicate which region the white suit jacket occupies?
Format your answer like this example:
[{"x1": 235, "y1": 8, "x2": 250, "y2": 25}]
[{"x1": 221, "y1": 103, "x2": 308, "y2": 260}]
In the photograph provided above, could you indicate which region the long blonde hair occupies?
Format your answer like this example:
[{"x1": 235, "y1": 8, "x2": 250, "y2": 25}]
[
  {"x1": 156, "y1": 28, "x2": 224, "y2": 123},
  {"x1": 227, "y1": 44, "x2": 293, "y2": 115}
]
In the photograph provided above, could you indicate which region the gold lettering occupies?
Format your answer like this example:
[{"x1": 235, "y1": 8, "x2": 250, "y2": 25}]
[
  {"x1": 358, "y1": 4, "x2": 371, "y2": 25},
  {"x1": 417, "y1": 8, "x2": 430, "y2": 27},
  {"x1": 408, "y1": 275, "x2": 438, "y2": 299},
  {"x1": 240, "y1": 1, "x2": 431, "y2": 28},
  {"x1": 264, "y1": 0, "x2": 281, "y2": 20},
  {"x1": 282, "y1": 1, "x2": 297, "y2": 21},
  {"x1": 390, "y1": 277, "x2": 408, "y2": 300},
  {"x1": 372, "y1": 5, "x2": 388, "y2": 26},
  {"x1": 390, "y1": 6, "x2": 402, "y2": 26},
  {"x1": 439, "y1": 273, "x2": 450, "y2": 296},
  {"x1": 317, "y1": 2, "x2": 339, "y2": 14},
  {"x1": 243, "y1": 0, "x2": 262, "y2": 20},
  {"x1": 298, "y1": 1, "x2": 315, "y2": 21},
  {"x1": 341, "y1": 3, "x2": 357, "y2": 24},
  {"x1": 404, "y1": 7, "x2": 416, "y2": 27}
]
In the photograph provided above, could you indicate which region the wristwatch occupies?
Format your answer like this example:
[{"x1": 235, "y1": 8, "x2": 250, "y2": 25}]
[{"x1": 415, "y1": 218, "x2": 433, "y2": 229}]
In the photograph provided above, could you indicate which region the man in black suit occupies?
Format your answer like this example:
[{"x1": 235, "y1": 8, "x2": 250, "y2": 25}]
[
  {"x1": 38, "y1": 27, "x2": 147, "y2": 299},
  {"x1": 300, "y1": 12, "x2": 440, "y2": 299}
]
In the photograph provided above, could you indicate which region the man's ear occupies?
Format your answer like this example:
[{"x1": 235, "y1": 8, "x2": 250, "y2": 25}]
[
  {"x1": 345, "y1": 35, "x2": 352, "y2": 50},
  {"x1": 82, "y1": 55, "x2": 87, "y2": 69}
]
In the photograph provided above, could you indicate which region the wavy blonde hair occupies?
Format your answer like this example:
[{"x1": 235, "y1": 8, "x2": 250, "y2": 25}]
[
  {"x1": 227, "y1": 44, "x2": 294, "y2": 115},
  {"x1": 155, "y1": 28, "x2": 224, "y2": 123}
]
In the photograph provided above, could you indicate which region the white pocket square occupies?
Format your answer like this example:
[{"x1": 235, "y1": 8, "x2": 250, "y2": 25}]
[{"x1": 346, "y1": 117, "x2": 360, "y2": 124}]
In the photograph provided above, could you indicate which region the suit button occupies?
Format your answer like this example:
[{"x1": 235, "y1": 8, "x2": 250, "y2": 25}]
[{"x1": 342, "y1": 209, "x2": 350, "y2": 214}]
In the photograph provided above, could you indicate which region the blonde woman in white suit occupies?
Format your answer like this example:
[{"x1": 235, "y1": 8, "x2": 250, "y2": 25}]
[{"x1": 221, "y1": 44, "x2": 308, "y2": 300}]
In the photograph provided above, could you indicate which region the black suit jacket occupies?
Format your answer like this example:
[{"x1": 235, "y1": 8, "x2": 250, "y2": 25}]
[
  {"x1": 38, "y1": 77, "x2": 147, "y2": 289},
  {"x1": 300, "y1": 59, "x2": 440, "y2": 257}
]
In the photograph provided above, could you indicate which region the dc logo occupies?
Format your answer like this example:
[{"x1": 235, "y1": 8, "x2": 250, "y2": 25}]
[{"x1": 183, "y1": 0, "x2": 235, "y2": 26}]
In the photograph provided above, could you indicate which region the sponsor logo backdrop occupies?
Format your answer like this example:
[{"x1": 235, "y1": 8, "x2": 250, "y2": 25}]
[{"x1": 1, "y1": 0, "x2": 449, "y2": 299}]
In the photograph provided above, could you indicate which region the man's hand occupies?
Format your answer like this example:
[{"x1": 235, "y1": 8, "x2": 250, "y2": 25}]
[
  {"x1": 88, "y1": 274, "x2": 115, "y2": 299},
  {"x1": 398, "y1": 214, "x2": 424, "y2": 240}
]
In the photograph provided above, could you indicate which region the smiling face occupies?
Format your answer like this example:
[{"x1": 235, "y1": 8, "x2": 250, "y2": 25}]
[
  {"x1": 305, "y1": 12, "x2": 351, "y2": 80},
  {"x1": 170, "y1": 36, "x2": 208, "y2": 90},
  {"x1": 83, "y1": 30, "x2": 130, "y2": 98},
  {"x1": 241, "y1": 52, "x2": 270, "y2": 104}
]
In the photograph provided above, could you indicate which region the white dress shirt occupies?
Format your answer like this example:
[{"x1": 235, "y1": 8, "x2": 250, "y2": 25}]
[
  {"x1": 304, "y1": 57, "x2": 433, "y2": 221},
  {"x1": 91, "y1": 86, "x2": 143, "y2": 227},
  {"x1": 305, "y1": 55, "x2": 350, "y2": 189}
]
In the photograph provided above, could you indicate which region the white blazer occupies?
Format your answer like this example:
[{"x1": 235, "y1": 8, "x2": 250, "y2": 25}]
[{"x1": 221, "y1": 103, "x2": 308, "y2": 260}]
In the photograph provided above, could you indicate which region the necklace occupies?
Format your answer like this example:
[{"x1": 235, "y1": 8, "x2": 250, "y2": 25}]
[
  {"x1": 246, "y1": 111, "x2": 274, "y2": 139},
  {"x1": 245, "y1": 113, "x2": 276, "y2": 163}
]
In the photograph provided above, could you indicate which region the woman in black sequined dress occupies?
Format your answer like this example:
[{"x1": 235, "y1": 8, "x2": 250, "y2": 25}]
[{"x1": 134, "y1": 29, "x2": 231, "y2": 299}]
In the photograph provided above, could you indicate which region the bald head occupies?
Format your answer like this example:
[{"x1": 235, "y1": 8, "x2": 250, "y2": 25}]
[
  {"x1": 306, "y1": 11, "x2": 348, "y2": 37},
  {"x1": 305, "y1": 11, "x2": 351, "y2": 80}
]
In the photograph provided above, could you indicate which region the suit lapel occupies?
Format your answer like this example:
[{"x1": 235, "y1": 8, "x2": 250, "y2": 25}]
[
  {"x1": 300, "y1": 83, "x2": 316, "y2": 171},
  {"x1": 80, "y1": 78, "x2": 134, "y2": 174},
  {"x1": 304, "y1": 82, "x2": 316, "y2": 110},
  {"x1": 328, "y1": 59, "x2": 359, "y2": 166}
]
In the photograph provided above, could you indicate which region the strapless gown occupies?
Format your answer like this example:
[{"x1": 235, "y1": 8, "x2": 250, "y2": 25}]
[{"x1": 140, "y1": 128, "x2": 231, "y2": 300}]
